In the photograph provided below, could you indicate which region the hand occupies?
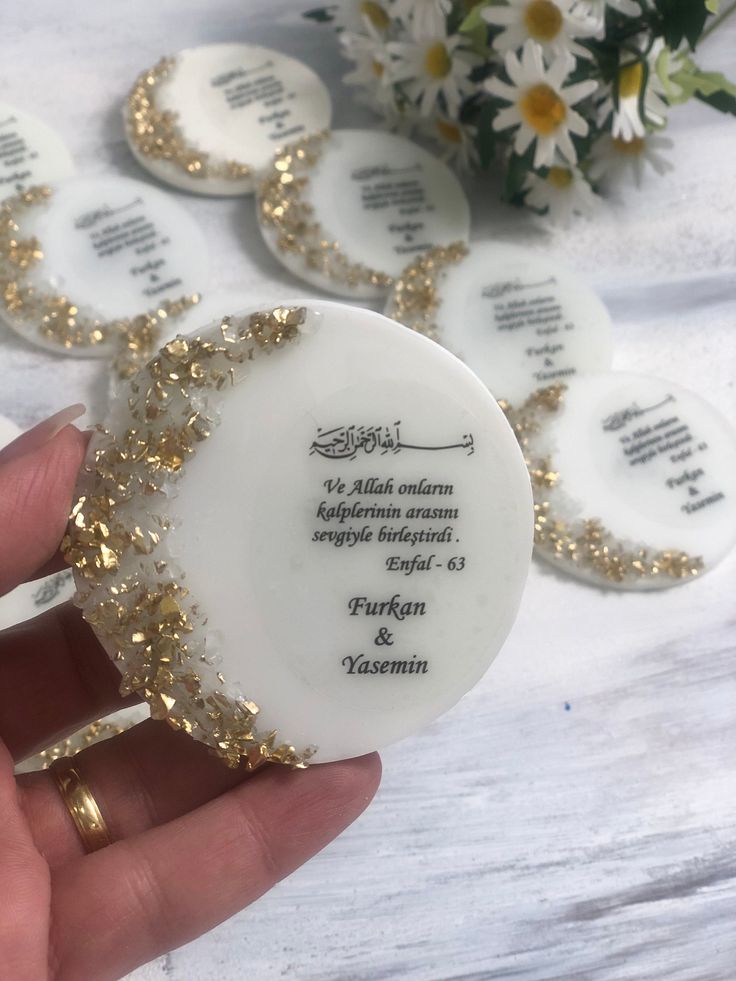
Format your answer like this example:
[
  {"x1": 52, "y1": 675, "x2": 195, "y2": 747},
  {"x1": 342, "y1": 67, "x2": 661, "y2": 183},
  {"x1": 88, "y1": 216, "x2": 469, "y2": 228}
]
[{"x1": 0, "y1": 409, "x2": 381, "y2": 981}]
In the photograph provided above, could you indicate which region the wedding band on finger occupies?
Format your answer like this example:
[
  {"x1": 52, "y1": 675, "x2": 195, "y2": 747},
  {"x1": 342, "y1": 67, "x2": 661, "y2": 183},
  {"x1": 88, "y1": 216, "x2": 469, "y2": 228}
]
[{"x1": 50, "y1": 756, "x2": 113, "y2": 853}]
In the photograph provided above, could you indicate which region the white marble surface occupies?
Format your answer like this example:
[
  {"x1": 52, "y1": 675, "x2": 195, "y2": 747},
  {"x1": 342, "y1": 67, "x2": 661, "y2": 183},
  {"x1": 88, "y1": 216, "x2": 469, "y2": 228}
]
[{"x1": 1, "y1": 3, "x2": 735, "y2": 979}]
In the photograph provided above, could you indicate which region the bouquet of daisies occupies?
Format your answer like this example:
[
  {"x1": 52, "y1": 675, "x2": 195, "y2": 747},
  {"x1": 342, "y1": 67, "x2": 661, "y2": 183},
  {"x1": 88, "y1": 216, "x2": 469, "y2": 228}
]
[{"x1": 306, "y1": 0, "x2": 736, "y2": 222}]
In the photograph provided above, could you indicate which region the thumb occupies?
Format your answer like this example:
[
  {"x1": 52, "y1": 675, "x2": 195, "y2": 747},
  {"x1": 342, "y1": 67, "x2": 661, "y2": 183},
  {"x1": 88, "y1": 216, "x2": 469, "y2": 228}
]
[{"x1": 0, "y1": 408, "x2": 88, "y2": 597}]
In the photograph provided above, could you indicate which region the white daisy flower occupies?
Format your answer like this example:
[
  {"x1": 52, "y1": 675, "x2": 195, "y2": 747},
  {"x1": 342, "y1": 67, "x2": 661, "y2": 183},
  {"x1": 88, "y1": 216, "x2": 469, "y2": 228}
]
[
  {"x1": 387, "y1": 22, "x2": 479, "y2": 116},
  {"x1": 587, "y1": 132, "x2": 673, "y2": 188},
  {"x1": 523, "y1": 159, "x2": 600, "y2": 224},
  {"x1": 486, "y1": 40, "x2": 598, "y2": 168},
  {"x1": 599, "y1": 39, "x2": 681, "y2": 140},
  {"x1": 331, "y1": 0, "x2": 393, "y2": 34},
  {"x1": 391, "y1": 0, "x2": 452, "y2": 35},
  {"x1": 424, "y1": 115, "x2": 480, "y2": 170},
  {"x1": 341, "y1": 26, "x2": 398, "y2": 115},
  {"x1": 483, "y1": 0, "x2": 600, "y2": 61}
]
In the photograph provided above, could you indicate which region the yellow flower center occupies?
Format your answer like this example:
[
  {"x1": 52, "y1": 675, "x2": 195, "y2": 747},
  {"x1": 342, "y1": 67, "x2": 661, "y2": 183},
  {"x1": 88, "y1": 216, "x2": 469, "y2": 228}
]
[
  {"x1": 547, "y1": 166, "x2": 574, "y2": 189},
  {"x1": 524, "y1": 0, "x2": 564, "y2": 42},
  {"x1": 436, "y1": 119, "x2": 462, "y2": 144},
  {"x1": 360, "y1": 1, "x2": 390, "y2": 31},
  {"x1": 618, "y1": 61, "x2": 644, "y2": 99},
  {"x1": 612, "y1": 136, "x2": 645, "y2": 155},
  {"x1": 520, "y1": 83, "x2": 567, "y2": 135},
  {"x1": 424, "y1": 42, "x2": 453, "y2": 80},
  {"x1": 372, "y1": 59, "x2": 384, "y2": 78}
]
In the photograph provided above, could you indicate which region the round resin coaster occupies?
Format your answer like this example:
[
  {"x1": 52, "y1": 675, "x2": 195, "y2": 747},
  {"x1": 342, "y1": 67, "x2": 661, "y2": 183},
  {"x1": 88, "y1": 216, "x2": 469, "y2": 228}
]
[
  {"x1": 513, "y1": 373, "x2": 736, "y2": 590},
  {"x1": 65, "y1": 301, "x2": 532, "y2": 765},
  {"x1": 0, "y1": 176, "x2": 208, "y2": 356},
  {"x1": 125, "y1": 44, "x2": 332, "y2": 196},
  {"x1": 256, "y1": 130, "x2": 471, "y2": 299},
  {"x1": 386, "y1": 241, "x2": 614, "y2": 405},
  {"x1": 0, "y1": 104, "x2": 75, "y2": 200}
]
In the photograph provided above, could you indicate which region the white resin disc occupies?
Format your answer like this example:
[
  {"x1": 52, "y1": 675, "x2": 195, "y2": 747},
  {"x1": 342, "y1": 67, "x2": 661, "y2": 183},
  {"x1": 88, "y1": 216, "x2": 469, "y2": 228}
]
[
  {"x1": 386, "y1": 241, "x2": 614, "y2": 405},
  {"x1": 3, "y1": 175, "x2": 209, "y2": 356},
  {"x1": 0, "y1": 104, "x2": 75, "y2": 199},
  {"x1": 256, "y1": 129, "x2": 471, "y2": 299},
  {"x1": 530, "y1": 372, "x2": 736, "y2": 589},
  {"x1": 126, "y1": 44, "x2": 332, "y2": 196},
  {"x1": 92, "y1": 301, "x2": 532, "y2": 762}
]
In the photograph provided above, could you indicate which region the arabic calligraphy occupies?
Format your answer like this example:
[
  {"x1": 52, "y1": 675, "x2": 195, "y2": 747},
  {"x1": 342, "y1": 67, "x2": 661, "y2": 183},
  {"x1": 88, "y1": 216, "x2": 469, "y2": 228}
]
[
  {"x1": 310, "y1": 422, "x2": 475, "y2": 460},
  {"x1": 481, "y1": 276, "x2": 557, "y2": 300},
  {"x1": 602, "y1": 394, "x2": 676, "y2": 432}
]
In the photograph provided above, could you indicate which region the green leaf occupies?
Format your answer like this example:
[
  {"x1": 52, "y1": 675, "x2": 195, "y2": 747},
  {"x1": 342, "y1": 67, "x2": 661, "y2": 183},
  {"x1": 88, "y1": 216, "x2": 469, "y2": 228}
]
[
  {"x1": 668, "y1": 54, "x2": 736, "y2": 105},
  {"x1": 474, "y1": 100, "x2": 497, "y2": 169},
  {"x1": 458, "y1": 1, "x2": 492, "y2": 53},
  {"x1": 696, "y1": 88, "x2": 736, "y2": 114},
  {"x1": 458, "y1": 1, "x2": 492, "y2": 34},
  {"x1": 653, "y1": 0, "x2": 709, "y2": 49},
  {"x1": 303, "y1": 6, "x2": 335, "y2": 24}
]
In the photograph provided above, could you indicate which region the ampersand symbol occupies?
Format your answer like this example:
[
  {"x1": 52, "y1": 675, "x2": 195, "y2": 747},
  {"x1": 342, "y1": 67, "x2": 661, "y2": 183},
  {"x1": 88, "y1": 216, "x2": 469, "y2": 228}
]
[{"x1": 374, "y1": 627, "x2": 394, "y2": 647}]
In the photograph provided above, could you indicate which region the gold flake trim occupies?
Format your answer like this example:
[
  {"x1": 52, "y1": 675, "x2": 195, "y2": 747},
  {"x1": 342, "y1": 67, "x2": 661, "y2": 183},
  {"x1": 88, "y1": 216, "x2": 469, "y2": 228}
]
[
  {"x1": 63, "y1": 306, "x2": 316, "y2": 768},
  {"x1": 125, "y1": 57, "x2": 252, "y2": 182},
  {"x1": 386, "y1": 241, "x2": 468, "y2": 339},
  {"x1": 257, "y1": 132, "x2": 394, "y2": 292},
  {"x1": 504, "y1": 384, "x2": 704, "y2": 585},
  {"x1": 0, "y1": 186, "x2": 199, "y2": 351},
  {"x1": 18, "y1": 719, "x2": 135, "y2": 772}
]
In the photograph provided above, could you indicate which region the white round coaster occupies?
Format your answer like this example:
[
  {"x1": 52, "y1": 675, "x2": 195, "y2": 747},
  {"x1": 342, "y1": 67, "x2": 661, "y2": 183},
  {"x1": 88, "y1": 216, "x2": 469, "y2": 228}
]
[
  {"x1": 515, "y1": 372, "x2": 736, "y2": 590},
  {"x1": 67, "y1": 301, "x2": 532, "y2": 765},
  {"x1": 0, "y1": 104, "x2": 75, "y2": 200},
  {"x1": 256, "y1": 129, "x2": 471, "y2": 299},
  {"x1": 0, "y1": 176, "x2": 209, "y2": 356},
  {"x1": 385, "y1": 241, "x2": 614, "y2": 405},
  {"x1": 125, "y1": 44, "x2": 332, "y2": 196}
]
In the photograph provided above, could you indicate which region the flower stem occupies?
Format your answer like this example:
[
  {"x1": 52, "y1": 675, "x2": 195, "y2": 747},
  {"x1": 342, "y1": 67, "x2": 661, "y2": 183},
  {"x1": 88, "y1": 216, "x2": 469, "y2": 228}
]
[{"x1": 702, "y1": 1, "x2": 736, "y2": 41}]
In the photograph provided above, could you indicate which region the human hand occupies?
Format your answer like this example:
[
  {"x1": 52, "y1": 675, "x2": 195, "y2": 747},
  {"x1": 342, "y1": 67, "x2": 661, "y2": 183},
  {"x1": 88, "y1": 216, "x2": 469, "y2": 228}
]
[{"x1": 0, "y1": 408, "x2": 381, "y2": 981}]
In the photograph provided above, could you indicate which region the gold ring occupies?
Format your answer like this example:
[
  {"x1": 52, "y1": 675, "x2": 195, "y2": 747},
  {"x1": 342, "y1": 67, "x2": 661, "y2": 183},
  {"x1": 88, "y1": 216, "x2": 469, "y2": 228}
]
[{"x1": 50, "y1": 756, "x2": 112, "y2": 853}]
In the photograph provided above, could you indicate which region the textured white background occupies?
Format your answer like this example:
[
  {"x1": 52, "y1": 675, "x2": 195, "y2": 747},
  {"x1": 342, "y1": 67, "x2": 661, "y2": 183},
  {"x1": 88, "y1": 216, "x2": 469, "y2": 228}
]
[{"x1": 1, "y1": 3, "x2": 735, "y2": 979}]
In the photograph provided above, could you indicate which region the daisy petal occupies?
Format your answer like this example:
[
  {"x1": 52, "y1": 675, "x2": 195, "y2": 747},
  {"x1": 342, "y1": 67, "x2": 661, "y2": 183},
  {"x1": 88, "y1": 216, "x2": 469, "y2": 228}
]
[
  {"x1": 562, "y1": 79, "x2": 598, "y2": 106},
  {"x1": 493, "y1": 105, "x2": 522, "y2": 131}
]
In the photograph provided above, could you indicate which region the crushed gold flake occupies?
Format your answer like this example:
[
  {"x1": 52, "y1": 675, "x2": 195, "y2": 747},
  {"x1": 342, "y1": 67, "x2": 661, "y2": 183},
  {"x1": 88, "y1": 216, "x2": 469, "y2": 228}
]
[
  {"x1": 125, "y1": 57, "x2": 252, "y2": 182},
  {"x1": 386, "y1": 241, "x2": 468, "y2": 339},
  {"x1": 20, "y1": 719, "x2": 134, "y2": 771},
  {"x1": 503, "y1": 384, "x2": 704, "y2": 584},
  {"x1": 257, "y1": 132, "x2": 394, "y2": 291},
  {"x1": 63, "y1": 306, "x2": 316, "y2": 769},
  {"x1": 0, "y1": 186, "x2": 199, "y2": 351}
]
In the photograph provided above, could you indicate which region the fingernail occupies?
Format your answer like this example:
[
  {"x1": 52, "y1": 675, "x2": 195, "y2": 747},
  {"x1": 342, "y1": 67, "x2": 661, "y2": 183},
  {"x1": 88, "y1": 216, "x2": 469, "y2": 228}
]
[{"x1": 0, "y1": 404, "x2": 86, "y2": 465}]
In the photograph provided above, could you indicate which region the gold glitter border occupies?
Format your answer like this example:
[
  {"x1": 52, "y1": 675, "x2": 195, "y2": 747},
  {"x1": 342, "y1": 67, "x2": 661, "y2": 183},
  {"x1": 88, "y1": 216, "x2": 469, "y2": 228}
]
[
  {"x1": 63, "y1": 306, "x2": 315, "y2": 768},
  {"x1": 504, "y1": 384, "x2": 704, "y2": 586},
  {"x1": 256, "y1": 132, "x2": 394, "y2": 293},
  {"x1": 17, "y1": 718, "x2": 137, "y2": 773},
  {"x1": 385, "y1": 241, "x2": 469, "y2": 339},
  {"x1": 125, "y1": 57, "x2": 252, "y2": 182},
  {"x1": 0, "y1": 186, "x2": 199, "y2": 352}
]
